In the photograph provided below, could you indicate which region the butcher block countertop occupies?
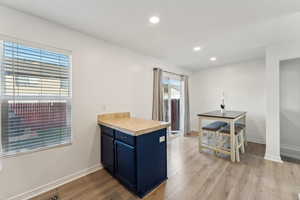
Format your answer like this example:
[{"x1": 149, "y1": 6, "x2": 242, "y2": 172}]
[{"x1": 97, "y1": 112, "x2": 170, "y2": 136}]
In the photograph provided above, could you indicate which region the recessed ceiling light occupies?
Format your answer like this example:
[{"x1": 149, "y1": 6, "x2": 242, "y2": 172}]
[
  {"x1": 210, "y1": 57, "x2": 217, "y2": 61},
  {"x1": 193, "y1": 46, "x2": 201, "y2": 51},
  {"x1": 149, "y1": 16, "x2": 160, "y2": 24}
]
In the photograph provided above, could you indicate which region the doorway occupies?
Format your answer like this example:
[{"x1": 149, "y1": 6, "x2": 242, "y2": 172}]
[
  {"x1": 279, "y1": 58, "x2": 300, "y2": 164},
  {"x1": 162, "y1": 73, "x2": 184, "y2": 135}
]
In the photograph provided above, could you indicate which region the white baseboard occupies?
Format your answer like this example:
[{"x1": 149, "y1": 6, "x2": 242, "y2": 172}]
[
  {"x1": 247, "y1": 136, "x2": 265, "y2": 144},
  {"x1": 264, "y1": 153, "x2": 283, "y2": 163},
  {"x1": 281, "y1": 151, "x2": 300, "y2": 160},
  {"x1": 281, "y1": 143, "x2": 300, "y2": 160},
  {"x1": 7, "y1": 164, "x2": 103, "y2": 200}
]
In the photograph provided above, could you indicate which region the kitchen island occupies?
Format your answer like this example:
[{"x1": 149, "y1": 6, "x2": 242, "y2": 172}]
[{"x1": 97, "y1": 112, "x2": 169, "y2": 198}]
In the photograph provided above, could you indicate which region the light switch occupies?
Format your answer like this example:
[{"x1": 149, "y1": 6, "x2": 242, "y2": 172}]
[{"x1": 159, "y1": 136, "x2": 165, "y2": 143}]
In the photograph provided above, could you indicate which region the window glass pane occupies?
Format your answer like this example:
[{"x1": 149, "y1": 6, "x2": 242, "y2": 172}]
[
  {"x1": 2, "y1": 100, "x2": 71, "y2": 153},
  {"x1": 0, "y1": 40, "x2": 72, "y2": 155},
  {"x1": 2, "y1": 41, "x2": 70, "y2": 98}
]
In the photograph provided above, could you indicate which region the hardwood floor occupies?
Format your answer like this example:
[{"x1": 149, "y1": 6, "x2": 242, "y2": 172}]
[{"x1": 32, "y1": 136, "x2": 300, "y2": 200}]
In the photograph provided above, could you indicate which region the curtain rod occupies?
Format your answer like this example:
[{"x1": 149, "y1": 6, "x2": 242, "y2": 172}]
[
  {"x1": 163, "y1": 70, "x2": 184, "y2": 77},
  {"x1": 154, "y1": 68, "x2": 185, "y2": 77}
]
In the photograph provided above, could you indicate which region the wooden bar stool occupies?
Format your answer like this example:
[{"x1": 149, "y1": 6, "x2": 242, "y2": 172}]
[
  {"x1": 219, "y1": 124, "x2": 245, "y2": 162},
  {"x1": 236, "y1": 123, "x2": 247, "y2": 146},
  {"x1": 202, "y1": 121, "x2": 227, "y2": 154}
]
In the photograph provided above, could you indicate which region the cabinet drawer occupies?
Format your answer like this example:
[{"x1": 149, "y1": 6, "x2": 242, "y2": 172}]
[
  {"x1": 101, "y1": 125, "x2": 114, "y2": 137},
  {"x1": 115, "y1": 130, "x2": 135, "y2": 146}
]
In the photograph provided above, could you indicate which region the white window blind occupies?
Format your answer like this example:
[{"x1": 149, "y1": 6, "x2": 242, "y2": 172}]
[{"x1": 0, "y1": 40, "x2": 72, "y2": 155}]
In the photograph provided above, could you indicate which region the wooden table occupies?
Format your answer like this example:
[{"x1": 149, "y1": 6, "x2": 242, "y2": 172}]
[{"x1": 197, "y1": 110, "x2": 246, "y2": 162}]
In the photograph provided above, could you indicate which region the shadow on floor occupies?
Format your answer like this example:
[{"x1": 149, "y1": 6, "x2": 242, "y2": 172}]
[
  {"x1": 281, "y1": 155, "x2": 300, "y2": 164},
  {"x1": 186, "y1": 132, "x2": 266, "y2": 158}
]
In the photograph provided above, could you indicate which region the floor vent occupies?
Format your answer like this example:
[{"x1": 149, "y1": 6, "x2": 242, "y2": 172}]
[{"x1": 49, "y1": 195, "x2": 59, "y2": 200}]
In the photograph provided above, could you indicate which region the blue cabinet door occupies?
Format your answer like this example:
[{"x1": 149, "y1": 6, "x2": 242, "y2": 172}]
[
  {"x1": 114, "y1": 140, "x2": 136, "y2": 190},
  {"x1": 101, "y1": 134, "x2": 114, "y2": 174}
]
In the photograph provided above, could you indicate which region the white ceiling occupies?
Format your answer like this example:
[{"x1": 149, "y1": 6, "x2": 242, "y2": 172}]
[{"x1": 1, "y1": 0, "x2": 300, "y2": 70}]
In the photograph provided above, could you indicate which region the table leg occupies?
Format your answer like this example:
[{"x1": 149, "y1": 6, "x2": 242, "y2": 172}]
[
  {"x1": 230, "y1": 120, "x2": 236, "y2": 162},
  {"x1": 243, "y1": 115, "x2": 247, "y2": 146},
  {"x1": 198, "y1": 117, "x2": 203, "y2": 152}
]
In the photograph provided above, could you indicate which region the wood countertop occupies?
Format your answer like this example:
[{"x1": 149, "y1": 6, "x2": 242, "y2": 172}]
[{"x1": 97, "y1": 112, "x2": 170, "y2": 136}]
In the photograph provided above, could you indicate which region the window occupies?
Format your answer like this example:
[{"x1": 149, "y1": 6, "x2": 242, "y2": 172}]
[{"x1": 0, "y1": 40, "x2": 72, "y2": 155}]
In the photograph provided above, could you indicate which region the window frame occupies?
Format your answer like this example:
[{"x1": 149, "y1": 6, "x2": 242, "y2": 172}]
[{"x1": 0, "y1": 36, "x2": 73, "y2": 158}]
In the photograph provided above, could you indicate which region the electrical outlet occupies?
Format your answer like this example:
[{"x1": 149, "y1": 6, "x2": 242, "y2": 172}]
[{"x1": 159, "y1": 136, "x2": 165, "y2": 143}]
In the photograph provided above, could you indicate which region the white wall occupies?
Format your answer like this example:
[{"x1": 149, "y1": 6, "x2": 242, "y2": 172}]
[
  {"x1": 0, "y1": 6, "x2": 190, "y2": 200},
  {"x1": 280, "y1": 58, "x2": 300, "y2": 159},
  {"x1": 190, "y1": 59, "x2": 266, "y2": 143}
]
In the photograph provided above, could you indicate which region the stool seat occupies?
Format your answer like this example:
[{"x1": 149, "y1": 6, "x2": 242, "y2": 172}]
[
  {"x1": 219, "y1": 124, "x2": 243, "y2": 135},
  {"x1": 202, "y1": 121, "x2": 227, "y2": 131}
]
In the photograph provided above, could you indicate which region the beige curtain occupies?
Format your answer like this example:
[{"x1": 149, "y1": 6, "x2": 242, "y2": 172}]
[
  {"x1": 152, "y1": 68, "x2": 164, "y2": 121},
  {"x1": 182, "y1": 75, "x2": 191, "y2": 136},
  {"x1": 0, "y1": 145, "x2": 2, "y2": 171}
]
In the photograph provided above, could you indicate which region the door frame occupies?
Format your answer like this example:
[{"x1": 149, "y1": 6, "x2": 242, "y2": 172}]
[{"x1": 265, "y1": 41, "x2": 300, "y2": 163}]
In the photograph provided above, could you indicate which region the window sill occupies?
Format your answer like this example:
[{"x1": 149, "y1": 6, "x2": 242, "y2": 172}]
[{"x1": 1, "y1": 142, "x2": 72, "y2": 159}]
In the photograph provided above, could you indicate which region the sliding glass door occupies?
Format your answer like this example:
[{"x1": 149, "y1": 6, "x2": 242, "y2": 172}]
[{"x1": 162, "y1": 73, "x2": 183, "y2": 135}]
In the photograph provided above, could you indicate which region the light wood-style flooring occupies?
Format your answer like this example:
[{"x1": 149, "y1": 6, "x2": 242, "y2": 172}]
[{"x1": 32, "y1": 135, "x2": 300, "y2": 200}]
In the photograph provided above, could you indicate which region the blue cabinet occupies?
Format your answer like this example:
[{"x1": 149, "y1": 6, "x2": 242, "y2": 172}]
[
  {"x1": 100, "y1": 125, "x2": 167, "y2": 198},
  {"x1": 114, "y1": 140, "x2": 136, "y2": 190},
  {"x1": 136, "y1": 129, "x2": 167, "y2": 196},
  {"x1": 100, "y1": 133, "x2": 114, "y2": 174}
]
